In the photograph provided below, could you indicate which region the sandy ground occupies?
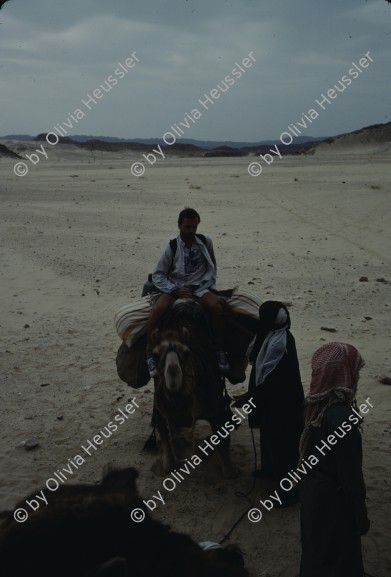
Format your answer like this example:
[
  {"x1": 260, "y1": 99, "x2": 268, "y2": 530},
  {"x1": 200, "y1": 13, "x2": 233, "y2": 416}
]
[{"x1": 0, "y1": 145, "x2": 390, "y2": 576}]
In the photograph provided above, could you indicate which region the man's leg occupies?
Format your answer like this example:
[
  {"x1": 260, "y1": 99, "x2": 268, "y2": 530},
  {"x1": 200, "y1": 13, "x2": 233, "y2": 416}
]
[
  {"x1": 198, "y1": 291, "x2": 229, "y2": 373},
  {"x1": 146, "y1": 293, "x2": 175, "y2": 377}
]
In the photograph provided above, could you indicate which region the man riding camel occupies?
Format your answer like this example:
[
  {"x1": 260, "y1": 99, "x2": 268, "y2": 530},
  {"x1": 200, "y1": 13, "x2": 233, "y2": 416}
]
[{"x1": 146, "y1": 207, "x2": 229, "y2": 378}]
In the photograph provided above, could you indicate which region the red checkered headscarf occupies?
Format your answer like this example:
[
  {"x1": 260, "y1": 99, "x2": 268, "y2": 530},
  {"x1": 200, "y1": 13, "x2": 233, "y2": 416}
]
[
  {"x1": 309, "y1": 342, "x2": 364, "y2": 398},
  {"x1": 299, "y1": 342, "x2": 364, "y2": 459}
]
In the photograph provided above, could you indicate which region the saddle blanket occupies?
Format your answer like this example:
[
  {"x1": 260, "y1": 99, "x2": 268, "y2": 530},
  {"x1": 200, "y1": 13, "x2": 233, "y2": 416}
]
[{"x1": 114, "y1": 288, "x2": 262, "y2": 348}]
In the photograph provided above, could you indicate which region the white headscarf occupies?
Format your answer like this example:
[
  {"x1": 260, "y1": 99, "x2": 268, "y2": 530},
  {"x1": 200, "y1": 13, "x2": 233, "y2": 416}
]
[{"x1": 249, "y1": 307, "x2": 289, "y2": 387}]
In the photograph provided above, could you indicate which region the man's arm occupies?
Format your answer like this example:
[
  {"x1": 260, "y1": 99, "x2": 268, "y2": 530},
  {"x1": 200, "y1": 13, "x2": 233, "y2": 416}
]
[{"x1": 151, "y1": 244, "x2": 177, "y2": 294}]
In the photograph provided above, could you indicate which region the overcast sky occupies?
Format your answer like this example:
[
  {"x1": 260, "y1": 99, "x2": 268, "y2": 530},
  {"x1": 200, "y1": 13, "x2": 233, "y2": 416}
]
[{"x1": 1, "y1": 0, "x2": 390, "y2": 141}]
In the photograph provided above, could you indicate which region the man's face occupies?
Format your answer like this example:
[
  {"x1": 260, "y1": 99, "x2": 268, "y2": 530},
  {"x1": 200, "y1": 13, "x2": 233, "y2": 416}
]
[{"x1": 178, "y1": 217, "x2": 199, "y2": 243}]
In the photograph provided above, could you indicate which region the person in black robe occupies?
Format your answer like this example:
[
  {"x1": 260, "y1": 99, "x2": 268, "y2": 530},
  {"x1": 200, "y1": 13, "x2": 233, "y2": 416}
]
[
  {"x1": 299, "y1": 342, "x2": 370, "y2": 577},
  {"x1": 246, "y1": 301, "x2": 304, "y2": 496}
]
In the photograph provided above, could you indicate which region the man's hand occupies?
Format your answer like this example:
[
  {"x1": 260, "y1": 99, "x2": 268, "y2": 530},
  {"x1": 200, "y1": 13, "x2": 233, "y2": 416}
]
[{"x1": 173, "y1": 287, "x2": 193, "y2": 298}]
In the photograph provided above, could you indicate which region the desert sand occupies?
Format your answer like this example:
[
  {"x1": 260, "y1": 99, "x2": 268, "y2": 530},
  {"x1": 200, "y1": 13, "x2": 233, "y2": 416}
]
[{"x1": 0, "y1": 141, "x2": 390, "y2": 576}]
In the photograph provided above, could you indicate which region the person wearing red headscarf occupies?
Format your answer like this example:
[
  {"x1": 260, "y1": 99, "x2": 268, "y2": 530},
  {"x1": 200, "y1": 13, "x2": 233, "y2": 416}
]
[{"x1": 299, "y1": 342, "x2": 370, "y2": 577}]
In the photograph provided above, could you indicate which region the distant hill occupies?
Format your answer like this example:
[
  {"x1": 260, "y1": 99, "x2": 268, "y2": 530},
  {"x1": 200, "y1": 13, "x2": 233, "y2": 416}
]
[
  {"x1": 305, "y1": 121, "x2": 391, "y2": 154},
  {"x1": 1, "y1": 134, "x2": 33, "y2": 141},
  {"x1": 3, "y1": 122, "x2": 390, "y2": 158},
  {"x1": 0, "y1": 133, "x2": 326, "y2": 150},
  {"x1": 0, "y1": 133, "x2": 328, "y2": 159},
  {"x1": 0, "y1": 142, "x2": 21, "y2": 158},
  {"x1": 123, "y1": 136, "x2": 325, "y2": 149}
]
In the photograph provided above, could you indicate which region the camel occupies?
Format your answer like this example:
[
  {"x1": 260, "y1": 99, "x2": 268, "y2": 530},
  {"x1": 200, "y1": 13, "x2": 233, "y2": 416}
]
[
  {"x1": 151, "y1": 299, "x2": 239, "y2": 479},
  {"x1": 116, "y1": 289, "x2": 260, "y2": 390},
  {"x1": 0, "y1": 467, "x2": 248, "y2": 577}
]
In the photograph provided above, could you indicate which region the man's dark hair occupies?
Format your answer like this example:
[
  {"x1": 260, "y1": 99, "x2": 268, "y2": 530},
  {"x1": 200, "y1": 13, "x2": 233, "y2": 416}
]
[{"x1": 178, "y1": 208, "x2": 200, "y2": 225}]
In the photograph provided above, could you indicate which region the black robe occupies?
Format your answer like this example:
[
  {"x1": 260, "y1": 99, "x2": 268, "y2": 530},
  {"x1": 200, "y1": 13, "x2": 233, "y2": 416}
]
[
  {"x1": 300, "y1": 403, "x2": 366, "y2": 577},
  {"x1": 248, "y1": 330, "x2": 304, "y2": 478}
]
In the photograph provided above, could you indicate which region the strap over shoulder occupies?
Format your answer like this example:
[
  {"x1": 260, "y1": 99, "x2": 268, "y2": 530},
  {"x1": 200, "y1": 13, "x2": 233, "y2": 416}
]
[{"x1": 169, "y1": 234, "x2": 208, "y2": 258}]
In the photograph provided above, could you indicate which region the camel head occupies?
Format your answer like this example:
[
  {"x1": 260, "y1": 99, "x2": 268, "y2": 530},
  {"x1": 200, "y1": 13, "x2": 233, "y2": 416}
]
[{"x1": 152, "y1": 329, "x2": 190, "y2": 393}]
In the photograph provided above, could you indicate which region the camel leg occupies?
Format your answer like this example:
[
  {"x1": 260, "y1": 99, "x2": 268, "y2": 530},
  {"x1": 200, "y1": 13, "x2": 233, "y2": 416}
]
[
  {"x1": 158, "y1": 428, "x2": 177, "y2": 473},
  {"x1": 208, "y1": 414, "x2": 240, "y2": 479},
  {"x1": 215, "y1": 440, "x2": 240, "y2": 480},
  {"x1": 155, "y1": 412, "x2": 177, "y2": 473}
]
